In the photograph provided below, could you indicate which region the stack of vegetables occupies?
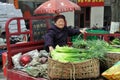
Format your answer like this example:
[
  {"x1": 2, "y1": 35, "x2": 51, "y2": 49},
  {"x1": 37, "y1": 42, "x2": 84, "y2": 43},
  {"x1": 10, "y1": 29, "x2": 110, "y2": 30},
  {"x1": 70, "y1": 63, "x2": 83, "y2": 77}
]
[
  {"x1": 51, "y1": 45, "x2": 82, "y2": 63},
  {"x1": 51, "y1": 40, "x2": 112, "y2": 63},
  {"x1": 51, "y1": 37, "x2": 120, "y2": 63},
  {"x1": 107, "y1": 46, "x2": 120, "y2": 52},
  {"x1": 108, "y1": 38, "x2": 120, "y2": 52},
  {"x1": 72, "y1": 39, "x2": 112, "y2": 61},
  {"x1": 111, "y1": 38, "x2": 120, "y2": 45}
]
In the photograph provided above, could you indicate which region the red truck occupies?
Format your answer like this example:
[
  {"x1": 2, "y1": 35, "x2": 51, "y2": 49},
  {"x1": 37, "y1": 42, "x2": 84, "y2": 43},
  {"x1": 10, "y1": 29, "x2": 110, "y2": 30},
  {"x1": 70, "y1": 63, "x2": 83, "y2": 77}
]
[{"x1": 4, "y1": 16, "x2": 53, "y2": 80}]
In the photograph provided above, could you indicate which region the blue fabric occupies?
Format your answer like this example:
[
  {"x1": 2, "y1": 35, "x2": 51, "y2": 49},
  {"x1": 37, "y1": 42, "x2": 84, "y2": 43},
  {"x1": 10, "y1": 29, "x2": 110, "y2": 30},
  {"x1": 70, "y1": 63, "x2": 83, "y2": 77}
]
[{"x1": 0, "y1": 50, "x2": 6, "y2": 55}]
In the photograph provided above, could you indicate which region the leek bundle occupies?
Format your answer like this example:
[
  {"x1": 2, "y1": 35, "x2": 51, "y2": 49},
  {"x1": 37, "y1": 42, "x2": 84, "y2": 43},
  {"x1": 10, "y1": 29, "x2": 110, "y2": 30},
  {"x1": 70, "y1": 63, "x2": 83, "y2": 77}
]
[{"x1": 51, "y1": 45, "x2": 82, "y2": 63}]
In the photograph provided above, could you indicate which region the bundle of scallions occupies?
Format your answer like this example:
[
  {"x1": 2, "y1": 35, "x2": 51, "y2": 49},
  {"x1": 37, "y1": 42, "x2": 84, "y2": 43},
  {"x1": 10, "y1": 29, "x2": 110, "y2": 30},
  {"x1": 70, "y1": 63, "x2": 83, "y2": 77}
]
[{"x1": 51, "y1": 36, "x2": 118, "y2": 63}]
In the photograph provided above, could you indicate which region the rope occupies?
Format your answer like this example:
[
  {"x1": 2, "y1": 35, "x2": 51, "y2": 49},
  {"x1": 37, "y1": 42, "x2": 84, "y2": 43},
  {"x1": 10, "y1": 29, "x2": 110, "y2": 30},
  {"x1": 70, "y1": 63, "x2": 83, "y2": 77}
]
[
  {"x1": 70, "y1": 69, "x2": 73, "y2": 80},
  {"x1": 70, "y1": 63, "x2": 76, "y2": 80},
  {"x1": 61, "y1": 63, "x2": 73, "y2": 80},
  {"x1": 60, "y1": 63, "x2": 76, "y2": 80},
  {"x1": 49, "y1": 58, "x2": 77, "y2": 80}
]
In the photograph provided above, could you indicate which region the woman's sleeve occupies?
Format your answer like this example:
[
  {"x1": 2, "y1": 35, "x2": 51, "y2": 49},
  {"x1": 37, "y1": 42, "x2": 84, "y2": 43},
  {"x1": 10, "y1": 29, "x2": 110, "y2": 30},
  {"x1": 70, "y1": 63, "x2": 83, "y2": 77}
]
[
  {"x1": 43, "y1": 30, "x2": 55, "y2": 49},
  {"x1": 67, "y1": 27, "x2": 80, "y2": 36}
]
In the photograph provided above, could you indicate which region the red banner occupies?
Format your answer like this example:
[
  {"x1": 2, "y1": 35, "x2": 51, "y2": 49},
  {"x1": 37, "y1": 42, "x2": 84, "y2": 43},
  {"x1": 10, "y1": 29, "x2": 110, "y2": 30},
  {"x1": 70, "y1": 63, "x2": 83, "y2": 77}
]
[{"x1": 77, "y1": 0, "x2": 104, "y2": 7}]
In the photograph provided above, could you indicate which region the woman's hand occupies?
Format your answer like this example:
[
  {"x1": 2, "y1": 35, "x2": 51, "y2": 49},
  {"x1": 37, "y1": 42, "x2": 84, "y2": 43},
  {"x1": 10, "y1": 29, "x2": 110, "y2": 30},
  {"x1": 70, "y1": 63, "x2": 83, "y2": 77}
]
[
  {"x1": 80, "y1": 28, "x2": 87, "y2": 34},
  {"x1": 49, "y1": 46, "x2": 54, "y2": 52},
  {"x1": 49, "y1": 46, "x2": 54, "y2": 57}
]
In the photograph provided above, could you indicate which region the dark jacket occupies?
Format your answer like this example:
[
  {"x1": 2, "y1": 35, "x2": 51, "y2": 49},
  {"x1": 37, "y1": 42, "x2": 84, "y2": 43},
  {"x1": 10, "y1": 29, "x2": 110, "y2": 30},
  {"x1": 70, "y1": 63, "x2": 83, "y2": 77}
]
[{"x1": 43, "y1": 24, "x2": 80, "y2": 52}]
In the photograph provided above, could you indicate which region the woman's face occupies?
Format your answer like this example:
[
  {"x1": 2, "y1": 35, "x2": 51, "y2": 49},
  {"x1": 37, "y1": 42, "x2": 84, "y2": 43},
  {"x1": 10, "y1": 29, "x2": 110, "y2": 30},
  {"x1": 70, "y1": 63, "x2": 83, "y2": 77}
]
[{"x1": 55, "y1": 18, "x2": 65, "y2": 29}]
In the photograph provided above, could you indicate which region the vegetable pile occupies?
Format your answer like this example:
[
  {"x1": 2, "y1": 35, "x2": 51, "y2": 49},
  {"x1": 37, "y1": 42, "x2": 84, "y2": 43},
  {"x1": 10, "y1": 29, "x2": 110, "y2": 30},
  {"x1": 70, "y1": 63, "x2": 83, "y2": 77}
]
[
  {"x1": 72, "y1": 39, "x2": 112, "y2": 60},
  {"x1": 51, "y1": 40, "x2": 111, "y2": 63},
  {"x1": 111, "y1": 38, "x2": 120, "y2": 45},
  {"x1": 51, "y1": 38, "x2": 120, "y2": 63},
  {"x1": 108, "y1": 38, "x2": 120, "y2": 52},
  {"x1": 51, "y1": 45, "x2": 82, "y2": 63}
]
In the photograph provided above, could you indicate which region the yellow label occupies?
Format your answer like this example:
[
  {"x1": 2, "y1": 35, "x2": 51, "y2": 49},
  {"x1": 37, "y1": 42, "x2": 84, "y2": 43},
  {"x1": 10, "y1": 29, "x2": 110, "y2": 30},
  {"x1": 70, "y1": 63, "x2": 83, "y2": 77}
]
[
  {"x1": 78, "y1": 0, "x2": 84, "y2": 3},
  {"x1": 92, "y1": 0, "x2": 95, "y2": 2},
  {"x1": 88, "y1": 0, "x2": 91, "y2": 2},
  {"x1": 85, "y1": 0, "x2": 88, "y2": 2}
]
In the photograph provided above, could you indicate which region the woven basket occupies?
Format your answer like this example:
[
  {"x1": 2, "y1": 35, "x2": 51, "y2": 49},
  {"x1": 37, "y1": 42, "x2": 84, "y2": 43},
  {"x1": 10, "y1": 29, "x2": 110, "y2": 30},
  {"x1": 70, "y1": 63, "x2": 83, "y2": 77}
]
[
  {"x1": 48, "y1": 58, "x2": 100, "y2": 79},
  {"x1": 106, "y1": 52, "x2": 120, "y2": 68}
]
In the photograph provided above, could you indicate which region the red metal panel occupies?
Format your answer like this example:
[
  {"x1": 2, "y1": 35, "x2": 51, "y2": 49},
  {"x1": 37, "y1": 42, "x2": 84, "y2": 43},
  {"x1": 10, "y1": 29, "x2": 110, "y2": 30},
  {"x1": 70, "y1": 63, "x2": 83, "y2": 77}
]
[
  {"x1": 103, "y1": 33, "x2": 120, "y2": 43},
  {"x1": 83, "y1": 32, "x2": 108, "y2": 40},
  {"x1": 2, "y1": 52, "x2": 7, "y2": 77},
  {"x1": 83, "y1": 33, "x2": 120, "y2": 43},
  {"x1": 7, "y1": 69, "x2": 46, "y2": 80}
]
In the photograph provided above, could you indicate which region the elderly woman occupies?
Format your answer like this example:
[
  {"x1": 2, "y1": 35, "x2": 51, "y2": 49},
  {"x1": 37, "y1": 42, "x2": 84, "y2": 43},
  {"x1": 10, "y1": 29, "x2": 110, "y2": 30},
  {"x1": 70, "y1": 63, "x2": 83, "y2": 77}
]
[{"x1": 43, "y1": 15, "x2": 86, "y2": 52}]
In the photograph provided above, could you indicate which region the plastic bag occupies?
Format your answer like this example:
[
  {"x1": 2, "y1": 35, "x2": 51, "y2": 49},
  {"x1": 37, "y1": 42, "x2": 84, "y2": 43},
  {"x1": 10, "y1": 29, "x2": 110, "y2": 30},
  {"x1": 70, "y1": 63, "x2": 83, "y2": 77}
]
[
  {"x1": 24, "y1": 49, "x2": 40, "y2": 58},
  {"x1": 102, "y1": 61, "x2": 120, "y2": 80},
  {"x1": 12, "y1": 53, "x2": 23, "y2": 69}
]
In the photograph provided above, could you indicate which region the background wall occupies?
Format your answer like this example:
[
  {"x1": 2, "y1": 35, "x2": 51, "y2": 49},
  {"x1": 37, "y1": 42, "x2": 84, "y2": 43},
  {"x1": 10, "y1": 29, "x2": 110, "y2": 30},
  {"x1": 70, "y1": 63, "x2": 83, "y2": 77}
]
[
  {"x1": 62, "y1": 11, "x2": 74, "y2": 27},
  {"x1": 7, "y1": 0, "x2": 13, "y2": 3},
  {"x1": 90, "y1": 7, "x2": 104, "y2": 28}
]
